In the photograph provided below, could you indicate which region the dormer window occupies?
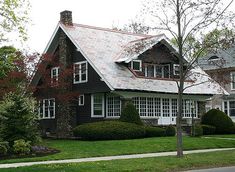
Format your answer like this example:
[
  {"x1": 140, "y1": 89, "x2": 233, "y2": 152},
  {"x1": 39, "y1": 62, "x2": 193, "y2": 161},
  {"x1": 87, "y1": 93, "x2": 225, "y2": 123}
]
[
  {"x1": 131, "y1": 60, "x2": 142, "y2": 71},
  {"x1": 173, "y1": 64, "x2": 180, "y2": 75},
  {"x1": 144, "y1": 64, "x2": 170, "y2": 78},
  {"x1": 51, "y1": 67, "x2": 59, "y2": 86}
]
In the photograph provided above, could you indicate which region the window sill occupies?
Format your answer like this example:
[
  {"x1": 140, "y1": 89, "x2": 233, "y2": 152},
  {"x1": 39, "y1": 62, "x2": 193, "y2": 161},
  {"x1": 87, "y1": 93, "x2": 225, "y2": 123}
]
[{"x1": 74, "y1": 80, "x2": 88, "y2": 84}]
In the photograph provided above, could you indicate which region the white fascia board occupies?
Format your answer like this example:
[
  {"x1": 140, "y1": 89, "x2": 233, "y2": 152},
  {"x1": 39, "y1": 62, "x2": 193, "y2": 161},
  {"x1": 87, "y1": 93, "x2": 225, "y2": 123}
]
[
  {"x1": 43, "y1": 23, "x2": 60, "y2": 54},
  {"x1": 59, "y1": 23, "x2": 114, "y2": 91}
]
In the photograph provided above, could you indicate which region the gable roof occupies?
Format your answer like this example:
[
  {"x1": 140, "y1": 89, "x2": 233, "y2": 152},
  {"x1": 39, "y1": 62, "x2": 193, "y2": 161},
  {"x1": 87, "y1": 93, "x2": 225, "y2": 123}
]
[
  {"x1": 198, "y1": 46, "x2": 235, "y2": 71},
  {"x1": 36, "y1": 22, "x2": 228, "y2": 96}
]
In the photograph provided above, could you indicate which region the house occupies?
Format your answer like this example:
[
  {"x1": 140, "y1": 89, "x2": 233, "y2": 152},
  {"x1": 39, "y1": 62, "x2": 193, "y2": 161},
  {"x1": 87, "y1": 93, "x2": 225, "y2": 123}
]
[
  {"x1": 198, "y1": 47, "x2": 235, "y2": 122},
  {"x1": 31, "y1": 10, "x2": 227, "y2": 137}
]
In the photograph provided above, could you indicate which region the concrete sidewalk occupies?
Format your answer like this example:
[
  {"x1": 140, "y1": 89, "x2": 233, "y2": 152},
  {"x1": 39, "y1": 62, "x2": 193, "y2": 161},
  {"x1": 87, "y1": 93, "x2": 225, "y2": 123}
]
[{"x1": 0, "y1": 148, "x2": 234, "y2": 169}]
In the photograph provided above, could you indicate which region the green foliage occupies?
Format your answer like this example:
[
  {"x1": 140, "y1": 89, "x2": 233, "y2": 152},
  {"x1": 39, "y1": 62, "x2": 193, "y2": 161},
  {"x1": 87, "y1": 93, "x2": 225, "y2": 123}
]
[
  {"x1": 201, "y1": 124, "x2": 216, "y2": 135},
  {"x1": 193, "y1": 125, "x2": 203, "y2": 137},
  {"x1": 165, "y1": 125, "x2": 176, "y2": 136},
  {"x1": 73, "y1": 121, "x2": 145, "y2": 140},
  {"x1": 144, "y1": 126, "x2": 166, "y2": 137},
  {"x1": 201, "y1": 109, "x2": 234, "y2": 134},
  {"x1": 13, "y1": 139, "x2": 31, "y2": 155},
  {"x1": 0, "y1": 141, "x2": 9, "y2": 156},
  {"x1": 0, "y1": 0, "x2": 30, "y2": 42},
  {"x1": 119, "y1": 102, "x2": 143, "y2": 125},
  {"x1": 0, "y1": 90, "x2": 41, "y2": 145}
]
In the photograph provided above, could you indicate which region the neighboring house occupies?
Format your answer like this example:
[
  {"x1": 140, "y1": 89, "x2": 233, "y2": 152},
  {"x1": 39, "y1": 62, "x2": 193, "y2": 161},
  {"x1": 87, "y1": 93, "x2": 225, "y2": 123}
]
[
  {"x1": 31, "y1": 11, "x2": 226, "y2": 137},
  {"x1": 198, "y1": 47, "x2": 235, "y2": 122}
]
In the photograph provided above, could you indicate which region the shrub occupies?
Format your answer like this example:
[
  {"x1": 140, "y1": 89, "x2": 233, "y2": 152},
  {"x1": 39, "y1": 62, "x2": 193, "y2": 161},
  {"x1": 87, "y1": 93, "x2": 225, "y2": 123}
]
[
  {"x1": 0, "y1": 91, "x2": 41, "y2": 145},
  {"x1": 119, "y1": 102, "x2": 143, "y2": 125},
  {"x1": 165, "y1": 125, "x2": 176, "y2": 136},
  {"x1": 13, "y1": 139, "x2": 31, "y2": 155},
  {"x1": 73, "y1": 121, "x2": 145, "y2": 140},
  {"x1": 201, "y1": 109, "x2": 234, "y2": 134},
  {"x1": 145, "y1": 126, "x2": 166, "y2": 137},
  {"x1": 0, "y1": 141, "x2": 9, "y2": 156},
  {"x1": 193, "y1": 125, "x2": 203, "y2": 137},
  {"x1": 201, "y1": 124, "x2": 216, "y2": 135},
  {"x1": 229, "y1": 125, "x2": 235, "y2": 134}
]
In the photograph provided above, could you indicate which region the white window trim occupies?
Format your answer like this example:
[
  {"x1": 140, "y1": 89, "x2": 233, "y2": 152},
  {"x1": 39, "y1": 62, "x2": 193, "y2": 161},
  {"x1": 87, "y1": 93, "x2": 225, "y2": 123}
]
[
  {"x1": 144, "y1": 64, "x2": 170, "y2": 78},
  {"x1": 91, "y1": 94, "x2": 105, "y2": 118},
  {"x1": 73, "y1": 61, "x2": 88, "y2": 84},
  {"x1": 106, "y1": 96, "x2": 121, "y2": 119},
  {"x1": 131, "y1": 60, "x2": 142, "y2": 71},
  {"x1": 173, "y1": 64, "x2": 180, "y2": 75},
  {"x1": 230, "y1": 72, "x2": 235, "y2": 90},
  {"x1": 79, "y1": 94, "x2": 84, "y2": 106},
  {"x1": 39, "y1": 98, "x2": 55, "y2": 119},
  {"x1": 51, "y1": 67, "x2": 59, "y2": 85}
]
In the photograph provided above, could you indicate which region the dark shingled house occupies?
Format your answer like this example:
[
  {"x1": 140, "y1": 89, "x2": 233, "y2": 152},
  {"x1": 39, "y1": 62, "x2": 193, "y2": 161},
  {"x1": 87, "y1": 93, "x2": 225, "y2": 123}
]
[{"x1": 31, "y1": 11, "x2": 227, "y2": 137}]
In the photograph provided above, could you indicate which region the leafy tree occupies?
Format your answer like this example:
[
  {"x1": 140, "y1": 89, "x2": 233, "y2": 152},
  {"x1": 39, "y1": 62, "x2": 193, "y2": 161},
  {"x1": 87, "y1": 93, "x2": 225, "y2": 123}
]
[
  {"x1": 142, "y1": 0, "x2": 234, "y2": 157},
  {"x1": 0, "y1": 88, "x2": 40, "y2": 145},
  {"x1": 0, "y1": 46, "x2": 38, "y2": 99},
  {"x1": 0, "y1": 0, "x2": 30, "y2": 42}
]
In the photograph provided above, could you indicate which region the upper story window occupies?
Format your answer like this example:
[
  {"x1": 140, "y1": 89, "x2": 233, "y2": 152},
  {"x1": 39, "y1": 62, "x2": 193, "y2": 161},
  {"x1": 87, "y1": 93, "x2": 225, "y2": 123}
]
[
  {"x1": 144, "y1": 64, "x2": 170, "y2": 78},
  {"x1": 131, "y1": 60, "x2": 142, "y2": 71},
  {"x1": 231, "y1": 72, "x2": 235, "y2": 90},
  {"x1": 38, "y1": 98, "x2": 55, "y2": 119},
  {"x1": 74, "y1": 61, "x2": 88, "y2": 84},
  {"x1": 173, "y1": 64, "x2": 180, "y2": 75},
  {"x1": 51, "y1": 67, "x2": 59, "y2": 86}
]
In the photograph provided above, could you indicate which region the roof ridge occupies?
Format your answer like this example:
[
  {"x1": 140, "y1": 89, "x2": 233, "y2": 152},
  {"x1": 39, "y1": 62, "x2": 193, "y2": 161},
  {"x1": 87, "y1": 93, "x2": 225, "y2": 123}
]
[{"x1": 69, "y1": 22, "x2": 155, "y2": 38}]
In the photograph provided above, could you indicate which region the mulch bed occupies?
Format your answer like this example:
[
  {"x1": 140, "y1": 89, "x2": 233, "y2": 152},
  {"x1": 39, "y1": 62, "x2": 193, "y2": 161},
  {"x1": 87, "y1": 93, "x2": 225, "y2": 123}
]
[{"x1": 0, "y1": 145, "x2": 60, "y2": 160}]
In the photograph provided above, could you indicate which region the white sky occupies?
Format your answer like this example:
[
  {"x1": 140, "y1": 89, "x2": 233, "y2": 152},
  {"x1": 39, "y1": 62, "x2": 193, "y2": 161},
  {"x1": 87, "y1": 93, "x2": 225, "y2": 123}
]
[{"x1": 25, "y1": 0, "x2": 144, "y2": 53}]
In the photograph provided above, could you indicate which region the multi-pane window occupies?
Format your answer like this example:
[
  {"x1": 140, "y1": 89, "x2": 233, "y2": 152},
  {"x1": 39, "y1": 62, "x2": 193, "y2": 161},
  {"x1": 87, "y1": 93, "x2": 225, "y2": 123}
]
[
  {"x1": 144, "y1": 64, "x2": 170, "y2": 78},
  {"x1": 224, "y1": 101, "x2": 228, "y2": 115},
  {"x1": 38, "y1": 98, "x2": 55, "y2": 119},
  {"x1": 162, "y1": 98, "x2": 170, "y2": 117},
  {"x1": 131, "y1": 60, "x2": 142, "y2": 71},
  {"x1": 154, "y1": 98, "x2": 161, "y2": 117},
  {"x1": 132, "y1": 97, "x2": 197, "y2": 118},
  {"x1": 171, "y1": 99, "x2": 178, "y2": 117},
  {"x1": 229, "y1": 101, "x2": 235, "y2": 116},
  {"x1": 231, "y1": 72, "x2": 235, "y2": 90},
  {"x1": 51, "y1": 67, "x2": 59, "y2": 86},
  {"x1": 107, "y1": 96, "x2": 121, "y2": 117},
  {"x1": 91, "y1": 94, "x2": 104, "y2": 117},
  {"x1": 74, "y1": 61, "x2": 88, "y2": 84}
]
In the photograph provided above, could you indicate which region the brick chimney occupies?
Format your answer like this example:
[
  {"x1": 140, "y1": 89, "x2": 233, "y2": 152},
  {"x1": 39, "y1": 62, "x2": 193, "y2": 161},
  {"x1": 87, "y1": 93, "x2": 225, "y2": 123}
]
[{"x1": 60, "y1": 10, "x2": 73, "y2": 26}]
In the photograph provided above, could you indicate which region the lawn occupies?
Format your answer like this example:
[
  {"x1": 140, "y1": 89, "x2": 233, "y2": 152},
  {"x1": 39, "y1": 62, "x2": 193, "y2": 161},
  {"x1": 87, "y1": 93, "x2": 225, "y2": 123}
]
[
  {"x1": 1, "y1": 150, "x2": 235, "y2": 172},
  {"x1": 0, "y1": 136, "x2": 235, "y2": 164}
]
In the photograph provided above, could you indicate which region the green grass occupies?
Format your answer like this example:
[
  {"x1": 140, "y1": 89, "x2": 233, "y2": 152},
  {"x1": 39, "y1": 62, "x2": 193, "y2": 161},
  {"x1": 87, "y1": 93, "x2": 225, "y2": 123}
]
[
  {"x1": 1, "y1": 150, "x2": 235, "y2": 172},
  {"x1": 1, "y1": 136, "x2": 235, "y2": 164},
  {"x1": 205, "y1": 134, "x2": 235, "y2": 138}
]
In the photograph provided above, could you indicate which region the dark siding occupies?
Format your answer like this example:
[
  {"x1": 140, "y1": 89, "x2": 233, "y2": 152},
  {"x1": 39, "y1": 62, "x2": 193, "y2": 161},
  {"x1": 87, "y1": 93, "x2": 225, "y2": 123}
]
[
  {"x1": 71, "y1": 43, "x2": 111, "y2": 93},
  {"x1": 76, "y1": 94, "x2": 105, "y2": 125}
]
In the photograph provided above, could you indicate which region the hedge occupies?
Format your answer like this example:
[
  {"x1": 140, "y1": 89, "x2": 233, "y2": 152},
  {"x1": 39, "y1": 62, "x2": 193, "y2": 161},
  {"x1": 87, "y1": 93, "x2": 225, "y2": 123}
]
[
  {"x1": 201, "y1": 124, "x2": 216, "y2": 135},
  {"x1": 165, "y1": 125, "x2": 176, "y2": 136},
  {"x1": 73, "y1": 121, "x2": 145, "y2": 140},
  {"x1": 201, "y1": 109, "x2": 234, "y2": 134},
  {"x1": 145, "y1": 126, "x2": 166, "y2": 137}
]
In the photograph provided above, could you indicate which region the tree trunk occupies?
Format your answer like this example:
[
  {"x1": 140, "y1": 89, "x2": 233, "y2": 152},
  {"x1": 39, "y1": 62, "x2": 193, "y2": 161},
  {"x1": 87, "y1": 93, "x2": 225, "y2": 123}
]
[{"x1": 176, "y1": 0, "x2": 184, "y2": 157}]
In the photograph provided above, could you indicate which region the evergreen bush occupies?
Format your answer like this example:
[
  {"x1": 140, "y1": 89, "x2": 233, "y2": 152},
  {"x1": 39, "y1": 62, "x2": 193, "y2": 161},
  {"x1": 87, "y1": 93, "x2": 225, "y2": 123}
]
[
  {"x1": 201, "y1": 124, "x2": 216, "y2": 135},
  {"x1": 13, "y1": 139, "x2": 31, "y2": 155},
  {"x1": 73, "y1": 121, "x2": 145, "y2": 140},
  {"x1": 145, "y1": 126, "x2": 166, "y2": 137},
  {"x1": 165, "y1": 125, "x2": 176, "y2": 136},
  {"x1": 0, "y1": 90, "x2": 41, "y2": 145},
  {"x1": 201, "y1": 109, "x2": 234, "y2": 134},
  {"x1": 193, "y1": 125, "x2": 203, "y2": 137},
  {"x1": 119, "y1": 102, "x2": 143, "y2": 125}
]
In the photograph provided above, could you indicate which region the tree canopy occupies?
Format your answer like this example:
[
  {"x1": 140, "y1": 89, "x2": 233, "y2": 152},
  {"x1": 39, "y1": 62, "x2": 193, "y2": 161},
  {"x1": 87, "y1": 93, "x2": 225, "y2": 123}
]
[{"x1": 0, "y1": 0, "x2": 30, "y2": 43}]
